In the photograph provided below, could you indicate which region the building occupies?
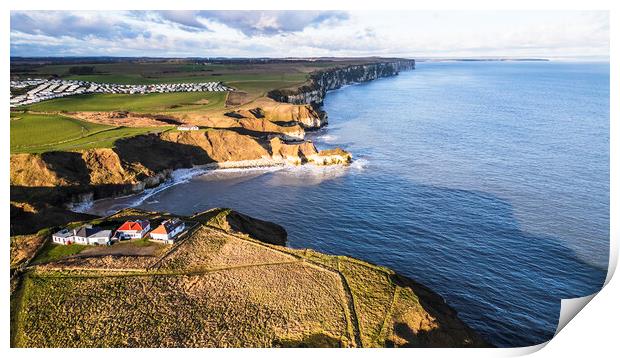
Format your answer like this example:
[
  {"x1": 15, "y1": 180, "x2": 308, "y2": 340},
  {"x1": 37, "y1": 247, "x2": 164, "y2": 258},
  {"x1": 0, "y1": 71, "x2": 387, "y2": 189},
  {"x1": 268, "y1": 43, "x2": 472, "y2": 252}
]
[
  {"x1": 10, "y1": 78, "x2": 230, "y2": 107},
  {"x1": 177, "y1": 125, "x2": 199, "y2": 131},
  {"x1": 116, "y1": 220, "x2": 151, "y2": 239},
  {"x1": 52, "y1": 225, "x2": 113, "y2": 245},
  {"x1": 150, "y1": 219, "x2": 186, "y2": 244}
]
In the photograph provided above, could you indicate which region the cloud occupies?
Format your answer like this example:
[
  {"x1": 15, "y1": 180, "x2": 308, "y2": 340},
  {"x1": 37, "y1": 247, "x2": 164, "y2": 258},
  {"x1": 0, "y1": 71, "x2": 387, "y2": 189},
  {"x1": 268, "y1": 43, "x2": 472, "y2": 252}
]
[
  {"x1": 155, "y1": 10, "x2": 210, "y2": 31},
  {"x1": 10, "y1": 11, "x2": 146, "y2": 40},
  {"x1": 8, "y1": 10, "x2": 609, "y2": 59},
  {"x1": 197, "y1": 10, "x2": 350, "y2": 36}
]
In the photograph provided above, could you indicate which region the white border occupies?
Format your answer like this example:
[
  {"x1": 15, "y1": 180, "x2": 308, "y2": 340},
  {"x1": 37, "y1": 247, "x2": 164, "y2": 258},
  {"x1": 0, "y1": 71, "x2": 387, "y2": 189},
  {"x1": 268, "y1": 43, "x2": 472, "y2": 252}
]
[{"x1": 4, "y1": 1, "x2": 617, "y2": 357}]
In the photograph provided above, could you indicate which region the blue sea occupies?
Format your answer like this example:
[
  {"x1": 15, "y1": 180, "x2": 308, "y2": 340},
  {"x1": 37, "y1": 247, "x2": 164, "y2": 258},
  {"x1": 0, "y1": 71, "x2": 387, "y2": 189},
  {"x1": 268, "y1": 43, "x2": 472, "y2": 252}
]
[{"x1": 87, "y1": 61, "x2": 610, "y2": 347}]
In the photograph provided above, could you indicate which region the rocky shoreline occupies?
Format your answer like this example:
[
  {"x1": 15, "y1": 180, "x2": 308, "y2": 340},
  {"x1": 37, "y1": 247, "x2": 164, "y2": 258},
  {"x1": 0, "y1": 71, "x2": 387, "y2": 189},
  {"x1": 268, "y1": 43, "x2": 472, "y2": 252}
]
[
  {"x1": 10, "y1": 60, "x2": 414, "y2": 236},
  {"x1": 9, "y1": 59, "x2": 494, "y2": 347}
]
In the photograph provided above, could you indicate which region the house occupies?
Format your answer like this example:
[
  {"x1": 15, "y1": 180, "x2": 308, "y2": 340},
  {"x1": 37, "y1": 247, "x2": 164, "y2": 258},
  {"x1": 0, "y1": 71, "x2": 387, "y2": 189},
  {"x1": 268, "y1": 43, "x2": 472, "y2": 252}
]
[
  {"x1": 52, "y1": 225, "x2": 113, "y2": 246},
  {"x1": 150, "y1": 219, "x2": 186, "y2": 244},
  {"x1": 116, "y1": 220, "x2": 151, "y2": 239},
  {"x1": 177, "y1": 125, "x2": 199, "y2": 131}
]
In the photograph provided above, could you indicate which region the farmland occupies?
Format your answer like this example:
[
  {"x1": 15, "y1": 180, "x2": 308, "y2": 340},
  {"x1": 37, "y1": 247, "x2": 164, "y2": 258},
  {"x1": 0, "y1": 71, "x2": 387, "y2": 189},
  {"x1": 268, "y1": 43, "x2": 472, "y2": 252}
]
[
  {"x1": 11, "y1": 58, "x2": 397, "y2": 104},
  {"x1": 21, "y1": 91, "x2": 227, "y2": 113},
  {"x1": 12, "y1": 61, "x2": 312, "y2": 83},
  {"x1": 9, "y1": 58, "x2": 397, "y2": 156},
  {"x1": 11, "y1": 61, "x2": 312, "y2": 97},
  {"x1": 10, "y1": 208, "x2": 487, "y2": 348},
  {"x1": 10, "y1": 112, "x2": 168, "y2": 153}
]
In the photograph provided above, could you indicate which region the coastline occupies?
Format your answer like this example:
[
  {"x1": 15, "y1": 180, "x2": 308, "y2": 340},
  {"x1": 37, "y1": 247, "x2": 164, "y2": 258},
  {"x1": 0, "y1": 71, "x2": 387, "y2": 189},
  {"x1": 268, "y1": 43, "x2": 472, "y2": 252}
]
[
  {"x1": 10, "y1": 61, "x2": 497, "y2": 347},
  {"x1": 64, "y1": 63, "x2": 416, "y2": 216}
]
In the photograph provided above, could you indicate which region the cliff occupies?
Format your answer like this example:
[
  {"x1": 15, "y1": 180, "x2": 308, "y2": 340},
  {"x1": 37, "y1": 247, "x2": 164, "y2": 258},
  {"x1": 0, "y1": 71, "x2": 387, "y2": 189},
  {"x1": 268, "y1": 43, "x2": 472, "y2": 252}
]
[
  {"x1": 11, "y1": 208, "x2": 488, "y2": 348},
  {"x1": 225, "y1": 101, "x2": 327, "y2": 130},
  {"x1": 10, "y1": 130, "x2": 351, "y2": 235},
  {"x1": 268, "y1": 60, "x2": 416, "y2": 105}
]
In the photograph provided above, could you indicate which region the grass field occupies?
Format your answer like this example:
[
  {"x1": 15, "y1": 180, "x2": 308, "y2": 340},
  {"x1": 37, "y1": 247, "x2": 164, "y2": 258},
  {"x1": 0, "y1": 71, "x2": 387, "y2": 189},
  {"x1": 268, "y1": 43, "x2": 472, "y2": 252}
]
[
  {"x1": 228, "y1": 79, "x2": 308, "y2": 98},
  {"x1": 10, "y1": 112, "x2": 168, "y2": 153},
  {"x1": 10, "y1": 208, "x2": 486, "y2": 348},
  {"x1": 31, "y1": 242, "x2": 89, "y2": 264},
  {"x1": 11, "y1": 112, "x2": 110, "y2": 150},
  {"x1": 22, "y1": 92, "x2": 227, "y2": 113},
  {"x1": 14, "y1": 61, "x2": 311, "y2": 85}
]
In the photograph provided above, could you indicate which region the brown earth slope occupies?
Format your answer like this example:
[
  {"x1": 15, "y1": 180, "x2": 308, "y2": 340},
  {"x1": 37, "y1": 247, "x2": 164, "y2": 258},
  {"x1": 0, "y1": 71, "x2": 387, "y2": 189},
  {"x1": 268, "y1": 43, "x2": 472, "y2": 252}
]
[{"x1": 10, "y1": 130, "x2": 351, "y2": 235}]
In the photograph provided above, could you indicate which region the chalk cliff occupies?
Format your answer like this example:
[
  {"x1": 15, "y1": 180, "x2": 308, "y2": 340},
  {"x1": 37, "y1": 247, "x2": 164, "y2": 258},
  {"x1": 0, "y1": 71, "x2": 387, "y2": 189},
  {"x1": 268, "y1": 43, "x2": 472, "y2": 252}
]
[{"x1": 268, "y1": 60, "x2": 416, "y2": 105}]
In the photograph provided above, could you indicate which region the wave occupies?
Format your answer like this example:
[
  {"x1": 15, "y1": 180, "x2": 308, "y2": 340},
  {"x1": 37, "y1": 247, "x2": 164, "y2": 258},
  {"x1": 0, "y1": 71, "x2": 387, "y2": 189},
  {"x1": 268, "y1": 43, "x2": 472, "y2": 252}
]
[
  {"x1": 124, "y1": 165, "x2": 285, "y2": 208},
  {"x1": 77, "y1": 158, "x2": 365, "y2": 215},
  {"x1": 350, "y1": 158, "x2": 369, "y2": 171},
  {"x1": 68, "y1": 198, "x2": 94, "y2": 213},
  {"x1": 316, "y1": 134, "x2": 339, "y2": 143}
]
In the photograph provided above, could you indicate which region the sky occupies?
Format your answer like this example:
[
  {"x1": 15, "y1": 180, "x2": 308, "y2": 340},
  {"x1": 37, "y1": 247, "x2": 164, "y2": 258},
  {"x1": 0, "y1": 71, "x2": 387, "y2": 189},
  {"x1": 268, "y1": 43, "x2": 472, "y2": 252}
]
[{"x1": 9, "y1": 10, "x2": 609, "y2": 59}]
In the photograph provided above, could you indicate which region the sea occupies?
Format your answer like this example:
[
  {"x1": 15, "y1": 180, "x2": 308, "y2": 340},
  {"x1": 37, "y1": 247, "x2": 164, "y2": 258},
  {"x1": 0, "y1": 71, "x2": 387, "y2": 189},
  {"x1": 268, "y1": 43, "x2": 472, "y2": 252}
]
[{"x1": 85, "y1": 61, "x2": 610, "y2": 347}]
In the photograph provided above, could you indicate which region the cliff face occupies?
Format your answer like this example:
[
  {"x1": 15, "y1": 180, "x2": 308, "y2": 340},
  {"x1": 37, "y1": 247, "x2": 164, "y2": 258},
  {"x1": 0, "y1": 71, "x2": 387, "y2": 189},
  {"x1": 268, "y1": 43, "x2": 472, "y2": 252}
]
[
  {"x1": 268, "y1": 60, "x2": 416, "y2": 105},
  {"x1": 10, "y1": 130, "x2": 352, "y2": 235},
  {"x1": 224, "y1": 101, "x2": 327, "y2": 130}
]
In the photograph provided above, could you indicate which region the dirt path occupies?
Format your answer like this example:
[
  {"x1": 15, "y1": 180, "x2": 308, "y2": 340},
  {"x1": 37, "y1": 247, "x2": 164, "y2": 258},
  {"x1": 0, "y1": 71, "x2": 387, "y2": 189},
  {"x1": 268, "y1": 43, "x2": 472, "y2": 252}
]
[{"x1": 24, "y1": 224, "x2": 366, "y2": 347}]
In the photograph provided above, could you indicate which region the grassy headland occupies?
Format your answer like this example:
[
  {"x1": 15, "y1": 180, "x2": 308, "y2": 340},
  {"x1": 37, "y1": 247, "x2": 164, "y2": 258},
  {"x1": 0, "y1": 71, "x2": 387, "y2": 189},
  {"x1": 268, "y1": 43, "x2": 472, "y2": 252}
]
[{"x1": 10, "y1": 208, "x2": 487, "y2": 348}]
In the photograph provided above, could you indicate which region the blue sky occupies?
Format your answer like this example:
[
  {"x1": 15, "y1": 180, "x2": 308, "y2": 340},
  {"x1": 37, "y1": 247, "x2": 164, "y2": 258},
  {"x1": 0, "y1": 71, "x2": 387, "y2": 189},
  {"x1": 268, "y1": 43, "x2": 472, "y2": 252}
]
[{"x1": 10, "y1": 10, "x2": 609, "y2": 59}]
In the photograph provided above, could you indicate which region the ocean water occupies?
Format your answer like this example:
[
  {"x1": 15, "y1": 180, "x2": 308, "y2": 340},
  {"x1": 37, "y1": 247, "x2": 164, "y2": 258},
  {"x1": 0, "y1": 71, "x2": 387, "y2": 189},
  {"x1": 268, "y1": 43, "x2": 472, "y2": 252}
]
[{"x1": 87, "y1": 61, "x2": 609, "y2": 347}]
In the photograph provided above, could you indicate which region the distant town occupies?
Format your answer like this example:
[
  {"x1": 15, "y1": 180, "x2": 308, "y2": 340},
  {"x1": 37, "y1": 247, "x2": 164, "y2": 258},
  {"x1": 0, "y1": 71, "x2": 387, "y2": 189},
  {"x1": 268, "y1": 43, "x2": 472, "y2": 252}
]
[{"x1": 10, "y1": 78, "x2": 232, "y2": 107}]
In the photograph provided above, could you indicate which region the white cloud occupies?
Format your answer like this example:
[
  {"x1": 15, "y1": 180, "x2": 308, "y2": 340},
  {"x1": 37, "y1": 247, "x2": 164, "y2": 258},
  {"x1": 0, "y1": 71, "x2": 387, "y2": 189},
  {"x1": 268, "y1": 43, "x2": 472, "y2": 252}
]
[{"x1": 9, "y1": 10, "x2": 609, "y2": 59}]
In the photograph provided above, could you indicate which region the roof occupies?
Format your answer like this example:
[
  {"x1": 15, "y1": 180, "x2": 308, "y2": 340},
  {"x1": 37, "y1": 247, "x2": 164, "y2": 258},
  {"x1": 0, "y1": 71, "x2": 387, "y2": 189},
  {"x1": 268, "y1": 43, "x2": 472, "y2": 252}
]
[
  {"x1": 74, "y1": 226, "x2": 98, "y2": 238},
  {"x1": 71, "y1": 225, "x2": 109, "y2": 239},
  {"x1": 89, "y1": 230, "x2": 113, "y2": 239},
  {"x1": 117, "y1": 220, "x2": 149, "y2": 232},
  {"x1": 53, "y1": 228, "x2": 73, "y2": 238},
  {"x1": 151, "y1": 219, "x2": 184, "y2": 236}
]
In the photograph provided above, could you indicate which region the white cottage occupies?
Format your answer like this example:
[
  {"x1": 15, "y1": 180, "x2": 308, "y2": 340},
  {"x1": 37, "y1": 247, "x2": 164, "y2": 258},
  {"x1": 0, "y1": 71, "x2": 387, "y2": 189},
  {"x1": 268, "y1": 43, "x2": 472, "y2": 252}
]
[
  {"x1": 150, "y1": 219, "x2": 186, "y2": 244},
  {"x1": 116, "y1": 220, "x2": 150, "y2": 239},
  {"x1": 52, "y1": 225, "x2": 113, "y2": 246}
]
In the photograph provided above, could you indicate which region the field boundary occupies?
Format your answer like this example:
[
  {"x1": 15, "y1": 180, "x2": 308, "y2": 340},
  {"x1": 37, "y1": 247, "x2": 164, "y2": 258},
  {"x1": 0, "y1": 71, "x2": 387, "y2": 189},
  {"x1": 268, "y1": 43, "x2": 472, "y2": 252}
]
[{"x1": 16, "y1": 223, "x2": 379, "y2": 347}]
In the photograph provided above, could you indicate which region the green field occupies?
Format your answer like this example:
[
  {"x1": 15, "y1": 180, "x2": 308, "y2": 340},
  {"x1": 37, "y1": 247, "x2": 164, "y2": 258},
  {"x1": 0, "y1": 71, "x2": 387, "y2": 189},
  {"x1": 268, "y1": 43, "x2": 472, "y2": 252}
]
[
  {"x1": 31, "y1": 242, "x2": 89, "y2": 264},
  {"x1": 15, "y1": 62, "x2": 310, "y2": 85},
  {"x1": 10, "y1": 112, "x2": 167, "y2": 153},
  {"x1": 23, "y1": 92, "x2": 227, "y2": 113},
  {"x1": 228, "y1": 79, "x2": 308, "y2": 97}
]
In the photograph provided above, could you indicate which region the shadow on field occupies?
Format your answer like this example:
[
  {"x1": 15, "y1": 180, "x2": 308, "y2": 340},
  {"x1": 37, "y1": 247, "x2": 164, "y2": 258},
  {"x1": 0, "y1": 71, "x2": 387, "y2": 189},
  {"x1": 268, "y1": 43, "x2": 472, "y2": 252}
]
[
  {"x1": 10, "y1": 134, "x2": 215, "y2": 236},
  {"x1": 113, "y1": 134, "x2": 213, "y2": 172}
]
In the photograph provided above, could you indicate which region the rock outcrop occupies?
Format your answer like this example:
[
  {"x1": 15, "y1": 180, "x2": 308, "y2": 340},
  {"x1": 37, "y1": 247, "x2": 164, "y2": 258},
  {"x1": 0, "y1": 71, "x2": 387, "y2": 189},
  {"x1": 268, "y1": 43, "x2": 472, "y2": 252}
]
[
  {"x1": 268, "y1": 60, "x2": 416, "y2": 105},
  {"x1": 238, "y1": 117, "x2": 305, "y2": 140},
  {"x1": 10, "y1": 130, "x2": 352, "y2": 235},
  {"x1": 193, "y1": 208, "x2": 288, "y2": 246},
  {"x1": 225, "y1": 100, "x2": 327, "y2": 130}
]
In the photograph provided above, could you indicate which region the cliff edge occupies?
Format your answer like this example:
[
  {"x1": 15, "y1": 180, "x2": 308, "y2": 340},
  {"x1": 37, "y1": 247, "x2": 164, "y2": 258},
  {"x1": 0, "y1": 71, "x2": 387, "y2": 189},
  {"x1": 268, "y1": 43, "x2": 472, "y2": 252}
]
[
  {"x1": 10, "y1": 129, "x2": 351, "y2": 235},
  {"x1": 268, "y1": 60, "x2": 416, "y2": 105},
  {"x1": 10, "y1": 208, "x2": 488, "y2": 348}
]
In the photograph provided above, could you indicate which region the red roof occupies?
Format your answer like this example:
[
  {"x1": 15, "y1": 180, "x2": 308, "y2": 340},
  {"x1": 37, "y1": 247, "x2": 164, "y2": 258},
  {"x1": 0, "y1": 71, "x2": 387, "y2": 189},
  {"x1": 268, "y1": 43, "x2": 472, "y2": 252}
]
[
  {"x1": 117, "y1": 220, "x2": 148, "y2": 232},
  {"x1": 151, "y1": 225, "x2": 168, "y2": 235}
]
